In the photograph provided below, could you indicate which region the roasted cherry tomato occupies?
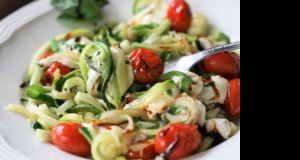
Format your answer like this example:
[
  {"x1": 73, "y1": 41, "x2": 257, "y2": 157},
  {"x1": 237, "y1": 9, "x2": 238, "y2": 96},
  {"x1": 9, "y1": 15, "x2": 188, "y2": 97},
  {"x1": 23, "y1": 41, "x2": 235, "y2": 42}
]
[
  {"x1": 167, "y1": 0, "x2": 192, "y2": 33},
  {"x1": 203, "y1": 51, "x2": 240, "y2": 80},
  {"x1": 129, "y1": 48, "x2": 164, "y2": 84},
  {"x1": 50, "y1": 122, "x2": 91, "y2": 157},
  {"x1": 224, "y1": 78, "x2": 240, "y2": 117},
  {"x1": 125, "y1": 143, "x2": 156, "y2": 160},
  {"x1": 41, "y1": 62, "x2": 71, "y2": 86},
  {"x1": 41, "y1": 52, "x2": 54, "y2": 59},
  {"x1": 154, "y1": 122, "x2": 201, "y2": 160}
]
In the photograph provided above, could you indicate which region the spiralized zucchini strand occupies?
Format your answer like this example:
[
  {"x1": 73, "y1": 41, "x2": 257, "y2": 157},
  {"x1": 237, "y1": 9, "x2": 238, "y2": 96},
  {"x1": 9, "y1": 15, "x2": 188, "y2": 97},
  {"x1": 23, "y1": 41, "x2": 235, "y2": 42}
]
[
  {"x1": 92, "y1": 126, "x2": 132, "y2": 160},
  {"x1": 62, "y1": 77, "x2": 85, "y2": 93},
  {"x1": 74, "y1": 92, "x2": 105, "y2": 112},
  {"x1": 4, "y1": 104, "x2": 38, "y2": 121},
  {"x1": 38, "y1": 51, "x2": 80, "y2": 68},
  {"x1": 29, "y1": 65, "x2": 44, "y2": 86},
  {"x1": 100, "y1": 109, "x2": 150, "y2": 121},
  {"x1": 56, "y1": 99, "x2": 77, "y2": 116}
]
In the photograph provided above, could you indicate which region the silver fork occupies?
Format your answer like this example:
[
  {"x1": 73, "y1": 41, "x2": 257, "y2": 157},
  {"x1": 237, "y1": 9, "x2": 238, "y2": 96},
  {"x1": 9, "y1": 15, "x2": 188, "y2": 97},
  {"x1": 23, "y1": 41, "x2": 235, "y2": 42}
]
[{"x1": 164, "y1": 41, "x2": 240, "y2": 73}]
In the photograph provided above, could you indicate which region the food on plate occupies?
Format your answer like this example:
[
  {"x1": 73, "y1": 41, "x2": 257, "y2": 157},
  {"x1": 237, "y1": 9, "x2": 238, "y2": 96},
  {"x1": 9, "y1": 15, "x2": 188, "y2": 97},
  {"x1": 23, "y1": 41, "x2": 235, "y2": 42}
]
[{"x1": 4, "y1": 0, "x2": 240, "y2": 160}]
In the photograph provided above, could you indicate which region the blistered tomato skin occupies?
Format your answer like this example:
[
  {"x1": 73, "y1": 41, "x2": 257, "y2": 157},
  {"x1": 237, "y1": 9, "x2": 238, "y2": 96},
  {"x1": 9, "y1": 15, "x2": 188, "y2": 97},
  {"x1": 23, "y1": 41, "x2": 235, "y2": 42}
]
[
  {"x1": 129, "y1": 48, "x2": 164, "y2": 84},
  {"x1": 41, "y1": 62, "x2": 71, "y2": 86},
  {"x1": 224, "y1": 78, "x2": 240, "y2": 117},
  {"x1": 203, "y1": 51, "x2": 240, "y2": 80},
  {"x1": 154, "y1": 122, "x2": 202, "y2": 160},
  {"x1": 167, "y1": 0, "x2": 192, "y2": 33},
  {"x1": 51, "y1": 123, "x2": 91, "y2": 157}
]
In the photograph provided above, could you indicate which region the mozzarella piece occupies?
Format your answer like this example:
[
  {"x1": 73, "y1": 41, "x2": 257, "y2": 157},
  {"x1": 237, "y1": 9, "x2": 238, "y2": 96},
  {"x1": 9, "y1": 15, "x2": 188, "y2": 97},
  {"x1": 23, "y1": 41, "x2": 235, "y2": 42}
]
[
  {"x1": 205, "y1": 118, "x2": 231, "y2": 139},
  {"x1": 185, "y1": 71, "x2": 204, "y2": 98},
  {"x1": 198, "y1": 37, "x2": 214, "y2": 50},
  {"x1": 197, "y1": 75, "x2": 228, "y2": 105},
  {"x1": 195, "y1": 100, "x2": 206, "y2": 127}
]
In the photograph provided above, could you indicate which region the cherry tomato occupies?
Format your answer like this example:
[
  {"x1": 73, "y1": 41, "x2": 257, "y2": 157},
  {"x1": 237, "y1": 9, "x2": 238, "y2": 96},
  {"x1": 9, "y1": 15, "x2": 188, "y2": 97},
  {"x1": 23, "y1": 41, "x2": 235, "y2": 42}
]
[
  {"x1": 154, "y1": 122, "x2": 201, "y2": 160},
  {"x1": 41, "y1": 62, "x2": 71, "y2": 86},
  {"x1": 167, "y1": 0, "x2": 192, "y2": 33},
  {"x1": 224, "y1": 78, "x2": 240, "y2": 117},
  {"x1": 125, "y1": 143, "x2": 156, "y2": 160},
  {"x1": 129, "y1": 48, "x2": 164, "y2": 84},
  {"x1": 50, "y1": 122, "x2": 91, "y2": 157},
  {"x1": 203, "y1": 51, "x2": 240, "y2": 80},
  {"x1": 41, "y1": 52, "x2": 54, "y2": 59}
]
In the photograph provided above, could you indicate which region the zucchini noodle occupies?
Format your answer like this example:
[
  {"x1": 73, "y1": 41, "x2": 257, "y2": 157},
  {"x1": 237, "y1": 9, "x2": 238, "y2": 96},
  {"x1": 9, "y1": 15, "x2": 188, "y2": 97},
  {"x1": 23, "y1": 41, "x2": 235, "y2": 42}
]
[
  {"x1": 92, "y1": 126, "x2": 132, "y2": 160},
  {"x1": 74, "y1": 92, "x2": 106, "y2": 112}
]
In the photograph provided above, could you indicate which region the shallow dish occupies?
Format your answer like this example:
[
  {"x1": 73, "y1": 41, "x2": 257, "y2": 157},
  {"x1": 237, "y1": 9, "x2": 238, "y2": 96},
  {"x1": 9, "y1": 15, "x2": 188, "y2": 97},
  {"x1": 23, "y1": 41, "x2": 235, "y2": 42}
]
[{"x1": 0, "y1": 0, "x2": 240, "y2": 159}]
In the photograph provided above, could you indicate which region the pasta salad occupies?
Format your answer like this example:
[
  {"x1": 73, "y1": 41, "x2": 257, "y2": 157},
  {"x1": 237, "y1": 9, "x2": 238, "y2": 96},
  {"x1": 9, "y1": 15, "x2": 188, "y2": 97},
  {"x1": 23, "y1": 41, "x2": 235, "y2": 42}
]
[{"x1": 5, "y1": 0, "x2": 240, "y2": 160}]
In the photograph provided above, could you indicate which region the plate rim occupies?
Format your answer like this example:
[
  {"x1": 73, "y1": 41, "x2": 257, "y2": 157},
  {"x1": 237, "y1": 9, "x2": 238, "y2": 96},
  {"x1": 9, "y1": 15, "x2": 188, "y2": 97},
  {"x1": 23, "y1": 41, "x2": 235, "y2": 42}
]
[{"x1": 0, "y1": 0, "x2": 240, "y2": 160}]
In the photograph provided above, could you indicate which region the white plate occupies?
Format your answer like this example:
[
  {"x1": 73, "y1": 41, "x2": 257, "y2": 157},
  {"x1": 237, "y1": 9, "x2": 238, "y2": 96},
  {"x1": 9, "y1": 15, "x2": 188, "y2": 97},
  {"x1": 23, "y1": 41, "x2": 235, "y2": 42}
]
[{"x1": 0, "y1": 0, "x2": 240, "y2": 160}]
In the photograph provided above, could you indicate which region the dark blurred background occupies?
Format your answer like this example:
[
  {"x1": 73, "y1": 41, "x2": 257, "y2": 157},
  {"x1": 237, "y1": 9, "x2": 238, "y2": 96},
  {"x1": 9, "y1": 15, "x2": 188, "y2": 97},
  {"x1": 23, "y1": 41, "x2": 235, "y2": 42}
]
[{"x1": 0, "y1": 0, "x2": 34, "y2": 20}]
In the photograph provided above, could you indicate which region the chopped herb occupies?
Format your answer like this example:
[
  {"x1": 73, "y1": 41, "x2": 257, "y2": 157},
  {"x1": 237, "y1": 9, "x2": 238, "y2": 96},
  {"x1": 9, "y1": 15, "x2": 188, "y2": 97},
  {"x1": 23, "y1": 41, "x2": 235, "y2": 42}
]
[
  {"x1": 20, "y1": 98, "x2": 28, "y2": 103},
  {"x1": 72, "y1": 43, "x2": 86, "y2": 53},
  {"x1": 168, "y1": 106, "x2": 185, "y2": 115},
  {"x1": 202, "y1": 73, "x2": 216, "y2": 79},
  {"x1": 37, "y1": 63, "x2": 44, "y2": 67},
  {"x1": 147, "y1": 123, "x2": 160, "y2": 129},
  {"x1": 166, "y1": 90, "x2": 173, "y2": 96},
  {"x1": 50, "y1": 39, "x2": 60, "y2": 53},
  {"x1": 147, "y1": 135, "x2": 156, "y2": 139},
  {"x1": 20, "y1": 81, "x2": 29, "y2": 88},
  {"x1": 94, "y1": 114, "x2": 101, "y2": 119},
  {"x1": 95, "y1": 50, "x2": 101, "y2": 56},
  {"x1": 204, "y1": 81, "x2": 215, "y2": 87},
  {"x1": 31, "y1": 120, "x2": 42, "y2": 130}
]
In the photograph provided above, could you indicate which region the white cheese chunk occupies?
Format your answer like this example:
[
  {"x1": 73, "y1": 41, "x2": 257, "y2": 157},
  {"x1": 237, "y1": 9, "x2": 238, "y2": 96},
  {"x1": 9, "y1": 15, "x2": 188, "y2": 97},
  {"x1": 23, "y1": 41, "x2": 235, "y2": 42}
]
[
  {"x1": 185, "y1": 71, "x2": 204, "y2": 98},
  {"x1": 205, "y1": 118, "x2": 231, "y2": 139},
  {"x1": 197, "y1": 75, "x2": 228, "y2": 105}
]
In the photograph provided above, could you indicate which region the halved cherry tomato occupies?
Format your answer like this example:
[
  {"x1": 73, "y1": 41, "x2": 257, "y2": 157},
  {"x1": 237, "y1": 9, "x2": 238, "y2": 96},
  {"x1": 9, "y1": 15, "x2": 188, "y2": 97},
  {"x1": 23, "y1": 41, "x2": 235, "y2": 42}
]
[
  {"x1": 41, "y1": 62, "x2": 71, "y2": 86},
  {"x1": 41, "y1": 52, "x2": 54, "y2": 59},
  {"x1": 50, "y1": 122, "x2": 91, "y2": 157},
  {"x1": 129, "y1": 48, "x2": 164, "y2": 84},
  {"x1": 125, "y1": 143, "x2": 156, "y2": 160},
  {"x1": 203, "y1": 51, "x2": 240, "y2": 80},
  {"x1": 154, "y1": 122, "x2": 201, "y2": 160},
  {"x1": 167, "y1": 0, "x2": 192, "y2": 33},
  {"x1": 224, "y1": 78, "x2": 240, "y2": 117}
]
